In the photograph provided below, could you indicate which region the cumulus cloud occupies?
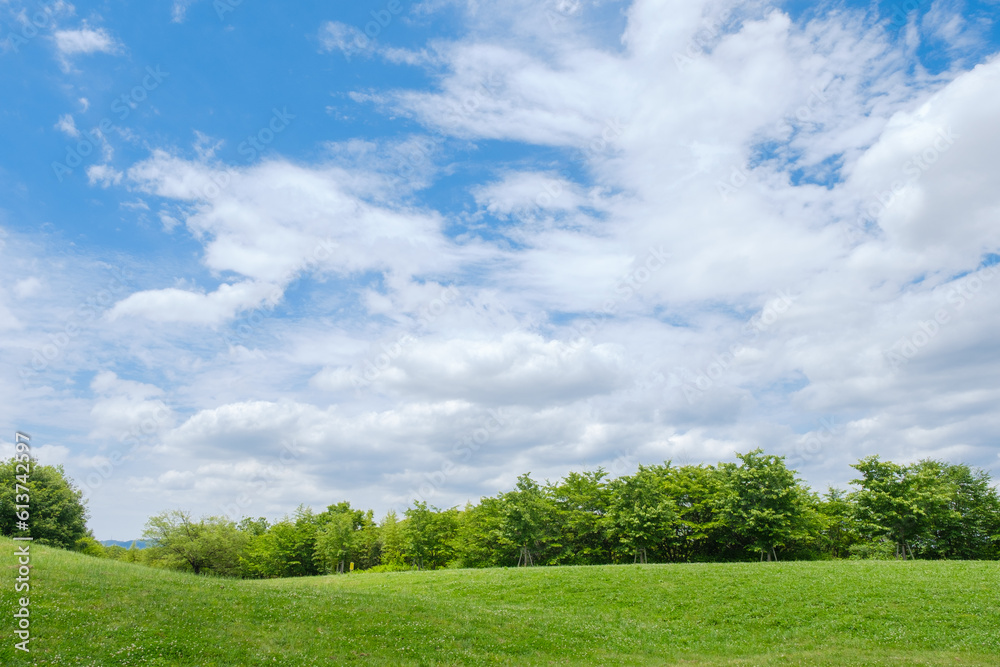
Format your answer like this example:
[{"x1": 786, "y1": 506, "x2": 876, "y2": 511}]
[
  {"x1": 88, "y1": 371, "x2": 174, "y2": 441},
  {"x1": 148, "y1": 395, "x2": 660, "y2": 516},
  {"x1": 379, "y1": 331, "x2": 627, "y2": 404},
  {"x1": 351, "y1": 0, "x2": 1000, "y2": 491},
  {"x1": 847, "y1": 58, "x2": 1000, "y2": 268},
  {"x1": 121, "y1": 152, "x2": 476, "y2": 323}
]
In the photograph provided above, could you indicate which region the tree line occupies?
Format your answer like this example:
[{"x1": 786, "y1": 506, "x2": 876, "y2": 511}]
[
  {"x1": 4, "y1": 450, "x2": 999, "y2": 575},
  {"x1": 88, "y1": 450, "x2": 1000, "y2": 576}
]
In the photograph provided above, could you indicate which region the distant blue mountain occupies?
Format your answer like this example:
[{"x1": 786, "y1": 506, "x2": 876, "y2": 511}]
[{"x1": 100, "y1": 540, "x2": 148, "y2": 549}]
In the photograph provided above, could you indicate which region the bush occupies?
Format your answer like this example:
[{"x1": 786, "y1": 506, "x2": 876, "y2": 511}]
[
  {"x1": 74, "y1": 536, "x2": 107, "y2": 558},
  {"x1": 359, "y1": 563, "x2": 415, "y2": 574},
  {"x1": 848, "y1": 539, "x2": 896, "y2": 560}
]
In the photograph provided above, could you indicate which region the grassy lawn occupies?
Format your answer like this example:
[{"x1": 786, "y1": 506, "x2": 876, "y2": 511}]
[{"x1": 1, "y1": 536, "x2": 998, "y2": 665}]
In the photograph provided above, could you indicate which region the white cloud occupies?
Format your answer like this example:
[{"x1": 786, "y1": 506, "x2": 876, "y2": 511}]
[
  {"x1": 0, "y1": 297, "x2": 22, "y2": 331},
  {"x1": 120, "y1": 199, "x2": 149, "y2": 212},
  {"x1": 108, "y1": 281, "x2": 277, "y2": 325},
  {"x1": 13, "y1": 277, "x2": 42, "y2": 299},
  {"x1": 121, "y1": 151, "x2": 479, "y2": 323},
  {"x1": 319, "y1": 21, "x2": 372, "y2": 59},
  {"x1": 88, "y1": 371, "x2": 174, "y2": 441},
  {"x1": 171, "y1": 0, "x2": 201, "y2": 23},
  {"x1": 193, "y1": 131, "x2": 223, "y2": 161},
  {"x1": 86, "y1": 164, "x2": 123, "y2": 188},
  {"x1": 53, "y1": 26, "x2": 121, "y2": 57},
  {"x1": 846, "y1": 57, "x2": 1000, "y2": 269},
  {"x1": 318, "y1": 20, "x2": 432, "y2": 65},
  {"x1": 159, "y1": 211, "x2": 181, "y2": 232},
  {"x1": 54, "y1": 113, "x2": 79, "y2": 137},
  {"x1": 314, "y1": 331, "x2": 627, "y2": 405},
  {"x1": 473, "y1": 171, "x2": 587, "y2": 217},
  {"x1": 0, "y1": 439, "x2": 71, "y2": 468},
  {"x1": 381, "y1": 331, "x2": 627, "y2": 404},
  {"x1": 336, "y1": 0, "x2": 1000, "y2": 489},
  {"x1": 52, "y1": 25, "x2": 123, "y2": 71}
]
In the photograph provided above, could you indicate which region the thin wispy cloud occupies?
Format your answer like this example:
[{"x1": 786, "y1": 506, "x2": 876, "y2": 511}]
[
  {"x1": 52, "y1": 25, "x2": 122, "y2": 69},
  {"x1": 53, "y1": 26, "x2": 120, "y2": 55},
  {"x1": 171, "y1": 0, "x2": 201, "y2": 24},
  {"x1": 54, "y1": 113, "x2": 80, "y2": 137}
]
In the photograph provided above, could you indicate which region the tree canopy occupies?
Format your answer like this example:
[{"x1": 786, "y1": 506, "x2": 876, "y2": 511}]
[{"x1": 0, "y1": 457, "x2": 89, "y2": 549}]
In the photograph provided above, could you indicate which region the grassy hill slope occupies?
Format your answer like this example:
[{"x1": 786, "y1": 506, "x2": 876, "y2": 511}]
[{"x1": 1, "y1": 537, "x2": 998, "y2": 665}]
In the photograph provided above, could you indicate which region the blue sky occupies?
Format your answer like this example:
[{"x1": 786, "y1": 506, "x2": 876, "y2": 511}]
[{"x1": 2, "y1": 0, "x2": 999, "y2": 539}]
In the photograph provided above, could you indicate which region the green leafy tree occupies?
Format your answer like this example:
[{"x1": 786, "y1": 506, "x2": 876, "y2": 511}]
[
  {"x1": 720, "y1": 449, "x2": 816, "y2": 561},
  {"x1": 547, "y1": 470, "x2": 613, "y2": 565},
  {"x1": 314, "y1": 512, "x2": 357, "y2": 573},
  {"x1": 907, "y1": 461, "x2": 999, "y2": 559},
  {"x1": 312, "y1": 501, "x2": 377, "y2": 572},
  {"x1": 659, "y1": 464, "x2": 727, "y2": 562},
  {"x1": 940, "y1": 463, "x2": 1000, "y2": 559},
  {"x1": 237, "y1": 516, "x2": 270, "y2": 537},
  {"x1": 403, "y1": 501, "x2": 459, "y2": 569},
  {"x1": 353, "y1": 523, "x2": 382, "y2": 570},
  {"x1": 240, "y1": 519, "x2": 313, "y2": 578},
  {"x1": 606, "y1": 464, "x2": 677, "y2": 563},
  {"x1": 816, "y1": 488, "x2": 860, "y2": 559},
  {"x1": 378, "y1": 510, "x2": 405, "y2": 566},
  {"x1": 452, "y1": 498, "x2": 515, "y2": 568},
  {"x1": 142, "y1": 510, "x2": 248, "y2": 576},
  {"x1": 499, "y1": 474, "x2": 558, "y2": 566},
  {"x1": 289, "y1": 505, "x2": 325, "y2": 576},
  {"x1": 104, "y1": 541, "x2": 146, "y2": 564},
  {"x1": 851, "y1": 456, "x2": 956, "y2": 559},
  {"x1": 0, "y1": 457, "x2": 90, "y2": 549},
  {"x1": 104, "y1": 544, "x2": 129, "y2": 560}
]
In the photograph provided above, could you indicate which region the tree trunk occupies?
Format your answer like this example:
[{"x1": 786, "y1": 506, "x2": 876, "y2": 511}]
[{"x1": 519, "y1": 546, "x2": 533, "y2": 567}]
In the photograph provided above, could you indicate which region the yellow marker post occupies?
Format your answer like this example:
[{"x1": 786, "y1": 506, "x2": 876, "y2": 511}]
[{"x1": 349, "y1": 562, "x2": 354, "y2": 572}]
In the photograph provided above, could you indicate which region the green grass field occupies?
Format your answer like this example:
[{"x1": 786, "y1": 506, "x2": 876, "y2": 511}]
[{"x1": 2, "y1": 537, "x2": 998, "y2": 666}]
